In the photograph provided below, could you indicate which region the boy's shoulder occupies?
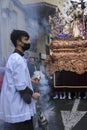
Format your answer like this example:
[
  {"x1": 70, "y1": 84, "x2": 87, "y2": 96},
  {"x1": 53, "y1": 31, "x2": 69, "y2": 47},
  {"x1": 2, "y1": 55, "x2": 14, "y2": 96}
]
[{"x1": 7, "y1": 53, "x2": 24, "y2": 66}]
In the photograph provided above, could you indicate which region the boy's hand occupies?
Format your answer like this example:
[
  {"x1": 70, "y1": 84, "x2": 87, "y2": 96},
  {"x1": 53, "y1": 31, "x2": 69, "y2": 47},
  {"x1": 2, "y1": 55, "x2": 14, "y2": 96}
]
[{"x1": 32, "y1": 92, "x2": 40, "y2": 100}]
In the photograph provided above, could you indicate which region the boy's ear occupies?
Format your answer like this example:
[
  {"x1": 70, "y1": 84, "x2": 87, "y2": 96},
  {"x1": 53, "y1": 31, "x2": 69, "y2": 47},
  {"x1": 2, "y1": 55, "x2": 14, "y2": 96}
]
[
  {"x1": 17, "y1": 39, "x2": 21, "y2": 44},
  {"x1": 16, "y1": 39, "x2": 19, "y2": 45},
  {"x1": 16, "y1": 39, "x2": 21, "y2": 46}
]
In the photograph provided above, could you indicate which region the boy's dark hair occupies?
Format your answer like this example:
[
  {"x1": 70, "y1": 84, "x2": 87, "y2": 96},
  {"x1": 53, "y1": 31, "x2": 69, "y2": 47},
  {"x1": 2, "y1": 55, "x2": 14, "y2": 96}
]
[{"x1": 10, "y1": 29, "x2": 30, "y2": 47}]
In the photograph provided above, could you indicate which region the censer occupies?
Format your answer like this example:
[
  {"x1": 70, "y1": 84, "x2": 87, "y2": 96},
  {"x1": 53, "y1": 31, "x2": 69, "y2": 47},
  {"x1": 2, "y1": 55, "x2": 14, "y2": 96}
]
[{"x1": 38, "y1": 111, "x2": 48, "y2": 130}]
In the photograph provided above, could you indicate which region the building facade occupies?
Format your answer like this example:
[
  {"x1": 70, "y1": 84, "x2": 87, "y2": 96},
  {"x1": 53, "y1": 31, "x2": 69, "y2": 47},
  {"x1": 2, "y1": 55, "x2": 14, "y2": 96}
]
[{"x1": 0, "y1": 0, "x2": 68, "y2": 66}]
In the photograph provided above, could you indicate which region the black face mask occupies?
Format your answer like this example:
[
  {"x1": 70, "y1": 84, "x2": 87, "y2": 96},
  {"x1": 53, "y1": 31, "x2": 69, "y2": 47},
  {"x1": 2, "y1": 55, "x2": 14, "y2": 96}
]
[{"x1": 22, "y1": 43, "x2": 30, "y2": 51}]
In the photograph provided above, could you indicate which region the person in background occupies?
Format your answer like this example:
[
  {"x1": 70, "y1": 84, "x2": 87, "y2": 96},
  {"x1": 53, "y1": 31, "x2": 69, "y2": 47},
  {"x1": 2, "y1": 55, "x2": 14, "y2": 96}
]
[
  {"x1": 48, "y1": 74, "x2": 54, "y2": 99},
  {"x1": 34, "y1": 57, "x2": 40, "y2": 71},
  {"x1": 0, "y1": 66, "x2": 5, "y2": 92},
  {"x1": 0, "y1": 29, "x2": 40, "y2": 130},
  {"x1": 27, "y1": 57, "x2": 36, "y2": 77}
]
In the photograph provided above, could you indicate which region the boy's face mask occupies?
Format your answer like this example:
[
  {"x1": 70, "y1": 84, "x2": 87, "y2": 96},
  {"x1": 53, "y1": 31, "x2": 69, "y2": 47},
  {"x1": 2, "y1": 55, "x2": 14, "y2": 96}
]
[
  {"x1": 20, "y1": 36, "x2": 31, "y2": 51},
  {"x1": 22, "y1": 43, "x2": 30, "y2": 51}
]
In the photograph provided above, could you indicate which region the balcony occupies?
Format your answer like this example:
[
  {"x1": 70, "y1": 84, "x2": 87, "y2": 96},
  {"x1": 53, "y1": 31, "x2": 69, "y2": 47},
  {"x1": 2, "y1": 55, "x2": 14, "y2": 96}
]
[
  {"x1": 19, "y1": 0, "x2": 58, "y2": 6},
  {"x1": 13, "y1": 0, "x2": 57, "y2": 20}
]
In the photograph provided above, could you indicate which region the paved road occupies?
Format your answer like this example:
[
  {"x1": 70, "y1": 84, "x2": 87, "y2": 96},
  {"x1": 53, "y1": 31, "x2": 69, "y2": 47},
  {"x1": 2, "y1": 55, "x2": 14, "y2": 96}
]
[
  {"x1": 0, "y1": 99, "x2": 87, "y2": 130},
  {"x1": 35, "y1": 99, "x2": 87, "y2": 130}
]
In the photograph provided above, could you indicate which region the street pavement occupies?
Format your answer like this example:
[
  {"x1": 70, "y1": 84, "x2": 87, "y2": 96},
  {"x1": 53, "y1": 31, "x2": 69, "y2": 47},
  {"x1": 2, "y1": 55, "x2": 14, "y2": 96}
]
[
  {"x1": 35, "y1": 99, "x2": 87, "y2": 130},
  {"x1": 0, "y1": 99, "x2": 87, "y2": 130}
]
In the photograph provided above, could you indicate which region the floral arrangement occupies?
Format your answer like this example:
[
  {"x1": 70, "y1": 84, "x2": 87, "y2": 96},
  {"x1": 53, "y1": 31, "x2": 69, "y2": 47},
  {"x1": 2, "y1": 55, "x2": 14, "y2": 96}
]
[{"x1": 49, "y1": 1, "x2": 85, "y2": 39}]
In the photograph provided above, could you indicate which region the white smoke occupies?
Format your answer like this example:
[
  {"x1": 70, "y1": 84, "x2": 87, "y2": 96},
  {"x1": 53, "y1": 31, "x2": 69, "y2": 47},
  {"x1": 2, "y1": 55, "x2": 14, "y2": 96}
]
[
  {"x1": 26, "y1": 18, "x2": 40, "y2": 40},
  {"x1": 33, "y1": 70, "x2": 56, "y2": 130},
  {"x1": 33, "y1": 70, "x2": 50, "y2": 111}
]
